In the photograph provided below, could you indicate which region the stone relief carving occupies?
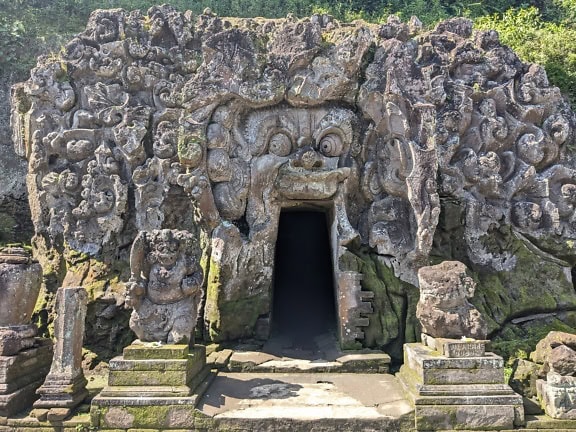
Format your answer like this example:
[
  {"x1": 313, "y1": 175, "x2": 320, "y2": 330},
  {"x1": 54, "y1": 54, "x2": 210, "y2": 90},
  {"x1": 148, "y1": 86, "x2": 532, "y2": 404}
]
[
  {"x1": 10, "y1": 7, "x2": 575, "y2": 345},
  {"x1": 417, "y1": 260, "x2": 487, "y2": 340},
  {"x1": 125, "y1": 229, "x2": 204, "y2": 344}
]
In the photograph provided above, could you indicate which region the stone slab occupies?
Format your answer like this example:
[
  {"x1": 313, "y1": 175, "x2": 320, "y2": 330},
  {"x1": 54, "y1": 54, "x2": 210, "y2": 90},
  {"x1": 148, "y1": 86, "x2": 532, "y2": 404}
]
[
  {"x1": 108, "y1": 369, "x2": 189, "y2": 387},
  {"x1": 0, "y1": 341, "x2": 52, "y2": 384},
  {"x1": 123, "y1": 344, "x2": 190, "y2": 360},
  {"x1": 98, "y1": 385, "x2": 193, "y2": 398},
  {"x1": 197, "y1": 372, "x2": 413, "y2": 425},
  {"x1": 405, "y1": 343, "x2": 504, "y2": 370},
  {"x1": 417, "y1": 383, "x2": 516, "y2": 396},
  {"x1": 415, "y1": 404, "x2": 517, "y2": 431},
  {"x1": 525, "y1": 413, "x2": 576, "y2": 429},
  {"x1": 0, "y1": 379, "x2": 42, "y2": 417},
  {"x1": 336, "y1": 352, "x2": 391, "y2": 373},
  {"x1": 108, "y1": 357, "x2": 189, "y2": 371},
  {"x1": 91, "y1": 396, "x2": 208, "y2": 429},
  {"x1": 537, "y1": 378, "x2": 576, "y2": 419},
  {"x1": 228, "y1": 349, "x2": 392, "y2": 374}
]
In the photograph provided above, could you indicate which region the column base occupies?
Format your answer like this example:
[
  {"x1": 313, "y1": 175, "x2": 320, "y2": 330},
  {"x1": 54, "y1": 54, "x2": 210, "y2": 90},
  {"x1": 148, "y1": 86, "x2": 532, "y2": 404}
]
[{"x1": 398, "y1": 343, "x2": 524, "y2": 431}]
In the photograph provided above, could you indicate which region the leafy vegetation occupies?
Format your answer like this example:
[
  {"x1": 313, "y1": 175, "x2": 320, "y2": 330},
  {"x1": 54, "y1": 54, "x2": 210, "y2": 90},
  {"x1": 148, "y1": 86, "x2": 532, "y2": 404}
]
[{"x1": 476, "y1": 6, "x2": 576, "y2": 104}]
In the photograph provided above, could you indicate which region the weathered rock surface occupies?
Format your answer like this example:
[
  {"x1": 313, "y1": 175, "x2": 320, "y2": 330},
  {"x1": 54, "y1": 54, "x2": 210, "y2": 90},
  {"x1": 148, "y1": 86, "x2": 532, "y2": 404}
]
[
  {"x1": 125, "y1": 229, "x2": 204, "y2": 344},
  {"x1": 417, "y1": 261, "x2": 487, "y2": 339},
  {"x1": 533, "y1": 331, "x2": 576, "y2": 419},
  {"x1": 531, "y1": 330, "x2": 576, "y2": 364},
  {"x1": 9, "y1": 7, "x2": 576, "y2": 355}
]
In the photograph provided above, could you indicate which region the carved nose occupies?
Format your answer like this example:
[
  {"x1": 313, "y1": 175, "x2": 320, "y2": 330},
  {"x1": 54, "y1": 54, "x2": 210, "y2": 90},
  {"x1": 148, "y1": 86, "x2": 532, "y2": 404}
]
[{"x1": 292, "y1": 146, "x2": 323, "y2": 170}]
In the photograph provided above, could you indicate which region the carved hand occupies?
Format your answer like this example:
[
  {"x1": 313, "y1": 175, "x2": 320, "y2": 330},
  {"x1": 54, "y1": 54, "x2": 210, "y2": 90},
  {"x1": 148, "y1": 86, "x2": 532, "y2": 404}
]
[
  {"x1": 181, "y1": 272, "x2": 202, "y2": 297},
  {"x1": 125, "y1": 280, "x2": 145, "y2": 308}
]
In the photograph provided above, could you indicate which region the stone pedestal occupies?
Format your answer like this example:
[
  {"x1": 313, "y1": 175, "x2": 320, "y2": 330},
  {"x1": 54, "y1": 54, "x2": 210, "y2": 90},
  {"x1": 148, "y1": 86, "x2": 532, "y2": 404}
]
[
  {"x1": 398, "y1": 342, "x2": 524, "y2": 431},
  {"x1": 34, "y1": 287, "x2": 88, "y2": 419},
  {"x1": 0, "y1": 339, "x2": 53, "y2": 417},
  {"x1": 537, "y1": 372, "x2": 576, "y2": 419},
  {"x1": 91, "y1": 343, "x2": 210, "y2": 430},
  {"x1": 0, "y1": 246, "x2": 52, "y2": 417}
]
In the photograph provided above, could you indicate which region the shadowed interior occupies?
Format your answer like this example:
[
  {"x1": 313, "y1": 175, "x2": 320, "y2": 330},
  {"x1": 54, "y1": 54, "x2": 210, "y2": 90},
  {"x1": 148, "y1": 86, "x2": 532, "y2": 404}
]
[{"x1": 271, "y1": 210, "x2": 337, "y2": 349}]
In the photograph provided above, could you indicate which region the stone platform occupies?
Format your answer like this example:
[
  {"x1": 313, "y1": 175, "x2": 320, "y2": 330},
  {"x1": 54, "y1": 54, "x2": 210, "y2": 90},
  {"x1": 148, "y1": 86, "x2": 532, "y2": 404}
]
[
  {"x1": 399, "y1": 343, "x2": 524, "y2": 431},
  {"x1": 91, "y1": 343, "x2": 211, "y2": 430},
  {"x1": 197, "y1": 372, "x2": 414, "y2": 431},
  {"x1": 217, "y1": 332, "x2": 391, "y2": 373}
]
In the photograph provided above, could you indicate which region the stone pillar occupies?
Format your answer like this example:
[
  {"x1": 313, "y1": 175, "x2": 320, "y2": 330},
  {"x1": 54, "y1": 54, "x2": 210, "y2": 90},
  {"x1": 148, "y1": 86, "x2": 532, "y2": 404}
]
[
  {"x1": 397, "y1": 261, "x2": 525, "y2": 431},
  {"x1": 0, "y1": 246, "x2": 53, "y2": 417},
  {"x1": 34, "y1": 286, "x2": 88, "y2": 420}
]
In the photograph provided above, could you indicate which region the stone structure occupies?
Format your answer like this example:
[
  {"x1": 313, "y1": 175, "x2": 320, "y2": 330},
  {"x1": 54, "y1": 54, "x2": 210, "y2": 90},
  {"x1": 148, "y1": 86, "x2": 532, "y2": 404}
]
[
  {"x1": 417, "y1": 260, "x2": 487, "y2": 341},
  {"x1": 91, "y1": 228, "x2": 208, "y2": 430},
  {"x1": 532, "y1": 331, "x2": 576, "y2": 419},
  {"x1": 91, "y1": 344, "x2": 208, "y2": 430},
  {"x1": 33, "y1": 286, "x2": 88, "y2": 420},
  {"x1": 0, "y1": 246, "x2": 52, "y2": 417},
  {"x1": 126, "y1": 229, "x2": 204, "y2": 344},
  {"x1": 0, "y1": 246, "x2": 43, "y2": 355},
  {"x1": 9, "y1": 7, "x2": 576, "y2": 356},
  {"x1": 399, "y1": 260, "x2": 523, "y2": 431}
]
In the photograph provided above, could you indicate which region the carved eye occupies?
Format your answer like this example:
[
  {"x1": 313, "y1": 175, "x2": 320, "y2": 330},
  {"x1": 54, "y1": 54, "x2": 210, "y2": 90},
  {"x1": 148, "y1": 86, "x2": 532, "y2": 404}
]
[
  {"x1": 268, "y1": 133, "x2": 292, "y2": 157},
  {"x1": 318, "y1": 133, "x2": 344, "y2": 157}
]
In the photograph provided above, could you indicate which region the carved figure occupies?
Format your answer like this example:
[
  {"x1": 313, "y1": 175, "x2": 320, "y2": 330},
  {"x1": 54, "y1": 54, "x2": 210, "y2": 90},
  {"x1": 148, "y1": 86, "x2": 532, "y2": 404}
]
[
  {"x1": 10, "y1": 8, "x2": 576, "y2": 347},
  {"x1": 125, "y1": 229, "x2": 204, "y2": 344},
  {"x1": 416, "y1": 261, "x2": 487, "y2": 340}
]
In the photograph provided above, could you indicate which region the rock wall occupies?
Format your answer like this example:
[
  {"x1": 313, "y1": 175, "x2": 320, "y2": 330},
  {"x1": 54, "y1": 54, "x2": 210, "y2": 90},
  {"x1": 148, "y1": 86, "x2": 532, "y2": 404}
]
[
  {"x1": 9, "y1": 7, "x2": 576, "y2": 362},
  {"x1": 0, "y1": 73, "x2": 32, "y2": 244}
]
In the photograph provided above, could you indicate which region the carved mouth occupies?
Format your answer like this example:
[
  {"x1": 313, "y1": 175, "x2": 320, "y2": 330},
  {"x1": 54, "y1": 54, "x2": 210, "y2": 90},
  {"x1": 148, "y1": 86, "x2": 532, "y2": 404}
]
[{"x1": 275, "y1": 163, "x2": 350, "y2": 200}]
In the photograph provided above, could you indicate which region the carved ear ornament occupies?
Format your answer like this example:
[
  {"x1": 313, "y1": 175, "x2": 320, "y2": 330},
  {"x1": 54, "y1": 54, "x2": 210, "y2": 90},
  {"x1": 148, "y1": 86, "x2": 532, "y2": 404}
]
[
  {"x1": 316, "y1": 127, "x2": 348, "y2": 157},
  {"x1": 268, "y1": 131, "x2": 293, "y2": 157}
]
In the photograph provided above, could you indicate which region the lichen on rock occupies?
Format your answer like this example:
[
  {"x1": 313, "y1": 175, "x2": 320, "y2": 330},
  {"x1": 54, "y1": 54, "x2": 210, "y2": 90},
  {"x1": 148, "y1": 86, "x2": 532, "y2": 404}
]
[{"x1": 10, "y1": 7, "x2": 576, "y2": 354}]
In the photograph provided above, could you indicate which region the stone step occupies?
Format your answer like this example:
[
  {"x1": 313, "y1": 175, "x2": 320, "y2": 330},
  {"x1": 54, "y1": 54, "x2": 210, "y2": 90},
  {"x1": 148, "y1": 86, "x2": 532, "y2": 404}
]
[
  {"x1": 227, "y1": 350, "x2": 391, "y2": 374},
  {"x1": 196, "y1": 372, "x2": 414, "y2": 432},
  {"x1": 417, "y1": 383, "x2": 516, "y2": 396}
]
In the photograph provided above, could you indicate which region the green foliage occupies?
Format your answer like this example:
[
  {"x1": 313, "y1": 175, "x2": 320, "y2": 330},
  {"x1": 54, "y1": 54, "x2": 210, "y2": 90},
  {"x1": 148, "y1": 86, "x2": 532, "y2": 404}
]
[{"x1": 475, "y1": 6, "x2": 576, "y2": 105}]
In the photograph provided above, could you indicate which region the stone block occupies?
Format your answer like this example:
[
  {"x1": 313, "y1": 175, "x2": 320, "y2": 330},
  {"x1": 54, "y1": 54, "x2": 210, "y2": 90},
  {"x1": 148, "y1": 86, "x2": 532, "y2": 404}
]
[
  {"x1": 92, "y1": 402, "x2": 203, "y2": 429},
  {"x1": 0, "y1": 341, "x2": 52, "y2": 417},
  {"x1": 415, "y1": 404, "x2": 517, "y2": 431},
  {"x1": 404, "y1": 343, "x2": 504, "y2": 385},
  {"x1": 336, "y1": 352, "x2": 391, "y2": 373},
  {"x1": 537, "y1": 376, "x2": 576, "y2": 419},
  {"x1": 399, "y1": 343, "x2": 524, "y2": 430},
  {"x1": 436, "y1": 338, "x2": 488, "y2": 358},
  {"x1": 109, "y1": 357, "x2": 189, "y2": 371},
  {"x1": 35, "y1": 287, "x2": 88, "y2": 411},
  {"x1": 109, "y1": 368, "x2": 189, "y2": 387},
  {"x1": 123, "y1": 344, "x2": 191, "y2": 360}
]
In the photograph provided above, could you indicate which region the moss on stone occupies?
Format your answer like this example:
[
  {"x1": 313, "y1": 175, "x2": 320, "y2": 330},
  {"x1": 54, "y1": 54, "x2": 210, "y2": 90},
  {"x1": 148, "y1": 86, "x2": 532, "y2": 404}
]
[
  {"x1": 471, "y1": 229, "x2": 576, "y2": 336},
  {"x1": 339, "y1": 247, "x2": 420, "y2": 361}
]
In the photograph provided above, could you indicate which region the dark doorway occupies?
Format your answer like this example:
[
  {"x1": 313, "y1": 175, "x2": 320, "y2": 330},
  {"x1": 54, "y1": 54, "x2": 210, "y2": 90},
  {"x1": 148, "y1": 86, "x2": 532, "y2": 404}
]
[{"x1": 271, "y1": 210, "x2": 337, "y2": 350}]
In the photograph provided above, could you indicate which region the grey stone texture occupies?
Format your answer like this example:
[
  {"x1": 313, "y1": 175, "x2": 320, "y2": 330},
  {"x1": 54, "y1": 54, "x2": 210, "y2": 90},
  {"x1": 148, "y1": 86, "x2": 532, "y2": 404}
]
[
  {"x1": 92, "y1": 343, "x2": 209, "y2": 429},
  {"x1": 8, "y1": 6, "x2": 576, "y2": 355},
  {"x1": 533, "y1": 331, "x2": 576, "y2": 419},
  {"x1": 0, "y1": 246, "x2": 51, "y2": 417},
  {"x1": 34, "y1": 287, "x2": 88, "y2": 413},
  {"x1": 125, "y1": 229, "x2": 204, "y2": 344},
  {"x1": 398, "y1": 343, "x2": 524, "y2": 431},
  {"x1": 417, "y1": 261, "x2": 487, "y2": 340}
]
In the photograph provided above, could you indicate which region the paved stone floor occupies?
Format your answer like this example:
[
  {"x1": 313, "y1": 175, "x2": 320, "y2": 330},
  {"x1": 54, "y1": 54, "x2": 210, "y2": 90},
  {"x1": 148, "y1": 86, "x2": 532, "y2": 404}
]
[{"x1": 197, "y1": 372, "x2": 414, "y2": 431}]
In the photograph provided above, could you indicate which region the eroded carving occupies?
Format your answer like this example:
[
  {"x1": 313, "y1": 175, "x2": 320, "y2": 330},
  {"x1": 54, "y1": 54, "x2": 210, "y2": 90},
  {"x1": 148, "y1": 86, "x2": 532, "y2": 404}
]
[
  {"x1": 417, "y1": 260, "x2": 487, "y2": 340},
  {"x1": 11, "y1": 8, "x2": 576, "y2": 346},
  {"x1": 125, "y1": 229, "x2": 204, "y2": 344}
]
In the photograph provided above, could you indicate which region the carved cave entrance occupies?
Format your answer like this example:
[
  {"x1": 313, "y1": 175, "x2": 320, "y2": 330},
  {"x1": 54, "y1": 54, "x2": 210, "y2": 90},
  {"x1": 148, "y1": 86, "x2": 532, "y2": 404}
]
[{"x1": 271, "y1": 210, "x2": 337, "y2": 349}]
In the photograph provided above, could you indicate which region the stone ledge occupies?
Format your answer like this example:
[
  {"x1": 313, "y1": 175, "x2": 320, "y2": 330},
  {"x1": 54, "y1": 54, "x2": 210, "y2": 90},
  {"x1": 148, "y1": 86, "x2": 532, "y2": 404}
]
[{"x1": 123, "y1": 344, "x2": 191, "y2": 360}]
